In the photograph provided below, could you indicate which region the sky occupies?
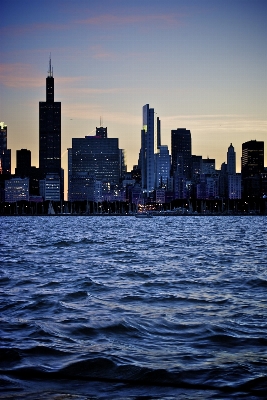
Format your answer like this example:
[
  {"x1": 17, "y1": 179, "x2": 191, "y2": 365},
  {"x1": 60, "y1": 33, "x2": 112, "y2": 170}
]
[{"x1": 1, "y1": 0, "x2": 267, "y2": 198}]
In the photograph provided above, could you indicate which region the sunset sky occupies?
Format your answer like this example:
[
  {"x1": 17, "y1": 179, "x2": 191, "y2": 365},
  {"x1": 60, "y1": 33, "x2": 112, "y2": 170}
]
[{"x1": 1, "y1": 0, "x2": 266, "y2": 197}]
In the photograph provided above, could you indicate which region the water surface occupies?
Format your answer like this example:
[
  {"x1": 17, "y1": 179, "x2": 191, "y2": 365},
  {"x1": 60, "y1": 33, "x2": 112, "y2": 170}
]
[{"x1": 0, "y1": 216, "x2": 266, "y2": 399}]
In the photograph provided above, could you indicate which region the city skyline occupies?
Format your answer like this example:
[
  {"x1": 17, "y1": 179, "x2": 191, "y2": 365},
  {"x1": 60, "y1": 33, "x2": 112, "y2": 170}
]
[{"x1": 1, "y1": 0, "x2": 267, "y2": 196}]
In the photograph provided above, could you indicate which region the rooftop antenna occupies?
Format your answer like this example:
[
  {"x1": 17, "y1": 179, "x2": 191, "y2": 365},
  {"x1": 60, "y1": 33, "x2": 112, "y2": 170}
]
[
  {"x1": 100, "y1": 116, "x2": 103, "y2": 127},
  {"x1": 48, "y1": 53, "x2": 53, "y2": 77}
]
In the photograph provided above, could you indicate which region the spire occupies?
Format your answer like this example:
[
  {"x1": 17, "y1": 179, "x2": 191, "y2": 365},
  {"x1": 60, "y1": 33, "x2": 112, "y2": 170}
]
[{"x1": 48, "y1": 53, "x2": 53, "y2": 77}]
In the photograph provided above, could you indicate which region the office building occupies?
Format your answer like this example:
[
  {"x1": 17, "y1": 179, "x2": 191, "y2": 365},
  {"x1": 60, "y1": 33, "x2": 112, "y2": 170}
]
[
  {"x1": 155, "y1": 145, "x2": 171, "y2": 189},
  {"x1": 15, "y1": 149, "x2": 31, "y2": 177},
  {"x1": 241, "y1": 140, "x2": 264, "y2": 179},
  {"x1": 0, "y1": 122, "x2": 11, "y2": 176},
  {"x1": 227, "y1": 143, "x2": 236, "y2": 175},
  {"x1": 171, "y1": 128, "x2": 191, "y2": 179},
  {"x1": 68, "y1": 127, "x2": 121, "y2": 201},
  {"x1": 228, "y1": 174, "x2": 241, "y2": 199},
  {"x1": 140, "y1": 104, "x2": 155, "y2": 194},
  {"x1": 5, "y1": 177, "x2": 29, "y2": 202},
  {"x1": 39, "y1": 173, "x2": 60, "y2": 201},
  {"x1": 241, "y1": 140, "x2": 264, "y2": 198},
  {"x1": 39, "y1": 57, "x2": 62, "y2": 197},
  {"x1": 202, "y1": 158, "x2": 215, "y2": 175}
]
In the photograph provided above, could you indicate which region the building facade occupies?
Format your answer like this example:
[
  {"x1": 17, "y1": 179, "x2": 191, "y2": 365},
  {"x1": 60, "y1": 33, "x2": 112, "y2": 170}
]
[
  {"x1": 171, "y1": 128, "x2": 191, "y2": 179},
  {"x1": 140, "y1": 104, "x2": 155, "y2": 194},
  {"x1": 39, "y1": 58, "x2": 62, "y2": 197},
  {"x1": 0, "y1": 122, "x2": 11, "y2": 176},
  {"x1": 68, "y1": 127, "x2": 121, "y2": 201},
  {"x1": 5, "y1": 178, "x2": 29, "y2": 202}
]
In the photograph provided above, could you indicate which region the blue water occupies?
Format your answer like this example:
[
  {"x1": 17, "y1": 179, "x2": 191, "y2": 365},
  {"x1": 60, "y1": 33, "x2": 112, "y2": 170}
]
[{"x1": 0, "y1": 215, "x2": 267, "y2": 399}]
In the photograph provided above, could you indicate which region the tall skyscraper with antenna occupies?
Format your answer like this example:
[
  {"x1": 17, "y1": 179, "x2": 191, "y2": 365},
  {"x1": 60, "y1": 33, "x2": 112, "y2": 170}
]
[{"x1": 39, "y1": 57, "x2": 62, "y2": 195}]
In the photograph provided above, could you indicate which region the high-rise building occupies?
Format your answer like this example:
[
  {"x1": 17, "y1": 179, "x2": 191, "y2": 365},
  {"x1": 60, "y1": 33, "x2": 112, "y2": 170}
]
[
  {"x1": 227, "y1": 143, "x2": 236, "y2": 175},
  {"x1": 241, "y1": 140, "x2": 264, "y2": 179},
  {"x1": 15, "y1": 149, "x2": 31, "y2": 177},
  {"x1": 140, "y1": 104, "x2": 155, "y2": 194},
  {"x1": 155, "y1": 145, "x2": 171, "y2": 189},
  {"x1": 68, "y1": 127, "x2": 121, "y2": 201},
  {"x1": 171, "y1": 128, "x2": 191, "y2": 179},
  {"x1": 39, "y1": 57, "x2": 61, "y2": 186},
  {"x1": 156, "y1": 117, "x2": 161, "y2": 149},
  {"x1": 241, "y1": 140, "x2": 264, "y2": 198},
  {"x1": 202, "y1": 158, "x2": 215, "y2": 175},
  {"x1": 0, "y1": 122, "x2": 11, "y2": 175}
]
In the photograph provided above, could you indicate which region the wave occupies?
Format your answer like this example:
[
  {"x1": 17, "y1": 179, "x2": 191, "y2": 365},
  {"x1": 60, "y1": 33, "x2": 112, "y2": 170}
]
[{"x1": 1, "y1": 356, "x2": 267, "y2": 397}]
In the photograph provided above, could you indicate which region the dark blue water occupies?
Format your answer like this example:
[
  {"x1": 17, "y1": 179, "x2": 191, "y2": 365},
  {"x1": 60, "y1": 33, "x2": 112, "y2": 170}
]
[{"x1": 0, "y1": 216, "x2": 267, "y2": 399}]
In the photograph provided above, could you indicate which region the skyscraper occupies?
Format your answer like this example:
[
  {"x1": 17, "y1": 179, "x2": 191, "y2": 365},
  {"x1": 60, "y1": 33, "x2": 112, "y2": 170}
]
[
  {"x1": 171, "y1": 128, "x2": 191, "y2": 179},
  {"x1": 155, "y1": 145, "x2": 171, "y2": 189},
  {"x1": 227, "y1": 143, "x2": 236, "y2": 175},
  {"x1": 241, "y1": 140, "x2": 264, "y2": 198},
  {"x1": 15, "y1": 149, "x2": 31, "y2": 177},
  {"x1": 68, "y1": 127, "x2": 121, "y2": 201},
  {"x1": 39, "y1": 57, "x2": 61, "y2": 180},
  {"x1": 241, "y1": 140, "x2": 264, "y2": 179},
  {"x1": 140, "y1": 104, "x2": 155, "y2": 194},
  {"x1": 0, "y1": 122, "x2": 11, "y2": 175}
]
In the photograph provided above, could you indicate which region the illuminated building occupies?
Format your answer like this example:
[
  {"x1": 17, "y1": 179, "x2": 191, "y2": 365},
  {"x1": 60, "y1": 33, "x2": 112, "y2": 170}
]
[
  {"x1": 39, "y1": 173, "x2": 60, "y2": 201},
  {"x1": 155, "y1": 145, "x2": 171, "y2": 189},
  {"x1": 5, "y1": 177, "x2": 29, "y2": 202},
  {"x1": 68, "y1": 127, "x2": 121, "y2": 201},
  {"x1": 140, "y1": 104, "x2": 155, "y2": 194}
]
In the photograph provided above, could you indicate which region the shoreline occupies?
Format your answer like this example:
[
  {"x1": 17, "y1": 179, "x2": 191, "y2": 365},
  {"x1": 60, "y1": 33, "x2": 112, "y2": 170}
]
[{"x1": 0, "y1": 212, "x2": 265, "y2": 217}]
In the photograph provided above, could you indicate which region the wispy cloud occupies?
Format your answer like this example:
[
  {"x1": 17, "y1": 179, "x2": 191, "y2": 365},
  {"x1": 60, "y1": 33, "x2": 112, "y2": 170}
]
[
  {"x1": 77, "y1": 13, "x2": 182, "y2": 27},
  {"x1": 163, "y1": 114, "x2": 267, "y2": 133},
  {"x1": 0, "y1": 64, "x2": 43, "y2": 88},
  {"x1": 0, "y1": 63, "x2": 83, "y2": 89},
  {"x1": 1, "y1": 22, "x2": 68, "y2": 36},
  {"x1": 1, "y1": 12, "x2": 183, "y2": 37}
]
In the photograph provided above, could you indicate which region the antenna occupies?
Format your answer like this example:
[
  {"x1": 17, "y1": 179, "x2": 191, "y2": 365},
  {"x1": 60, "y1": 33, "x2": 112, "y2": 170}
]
[
  {"x1": 48, "y1": 53, "x2": 53, "y2": 77},
  {"x1": 100, "y1": 116, "x2": 103, "y2": 127}
]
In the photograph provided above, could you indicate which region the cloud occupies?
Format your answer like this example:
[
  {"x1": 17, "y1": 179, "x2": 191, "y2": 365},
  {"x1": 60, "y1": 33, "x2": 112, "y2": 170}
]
[
  {"x1": 0, "y1": 63, "x2": 84, "y2": 89},
  {"x1": 163, "y1": 114, "x2": 267, "y2": 133},
  {"x1": 77, "y1": 13, "x2": 181, "y2": 27},
  {"x1": 62, "y1": 102, "x2": 139, "y2": 126},
  {"x1": 1, "y1": 22, "x2": 68, "y2": 36},
  {"x1": 1, "y1": 12, "x2": 182, "y2": 37},
  {"x1": 0, "y1": 64, "x2": 43, "y2": 88}
]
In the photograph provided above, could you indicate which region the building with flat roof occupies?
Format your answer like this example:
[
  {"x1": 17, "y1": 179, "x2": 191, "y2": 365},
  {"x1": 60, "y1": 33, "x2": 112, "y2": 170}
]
[{"x1": 5, "y1": 177, "x2": 29, "y2": 202}]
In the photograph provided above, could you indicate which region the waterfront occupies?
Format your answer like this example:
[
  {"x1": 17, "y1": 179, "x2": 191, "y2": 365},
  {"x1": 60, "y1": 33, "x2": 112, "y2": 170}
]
[{"x1": 0, "y1": 216, "x2": 267, "y2": 399}]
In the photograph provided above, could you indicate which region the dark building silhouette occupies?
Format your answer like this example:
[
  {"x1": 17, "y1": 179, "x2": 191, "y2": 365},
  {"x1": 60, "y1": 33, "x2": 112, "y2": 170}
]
[
  {"x1": 241, "y1": 140, "x2": 264, "y2": 179},
  {"x1": 39, "y1": 57, "x2": 61, "y2": 181},
  {"x1": 96, "y1": 126, "x2": 107, "y2": 139},
  {"x1": 157, "y1": 116, "x2": 161, "y2": 149},
  {"x1": 0, "y1": 122, "x2": 11, "y2": 176},
  {"x1": 15, "y1": 149, "x2": 31, "y2": 177},
  {"x1": 241, "y1": 140, "x2": 264, "y2": 198},
  {"x1": 15, "y1": 149, "x2": 39, "y2": 196},
  {"x1": 171, "y1": 128, "x2": 191, "y2": 179}
]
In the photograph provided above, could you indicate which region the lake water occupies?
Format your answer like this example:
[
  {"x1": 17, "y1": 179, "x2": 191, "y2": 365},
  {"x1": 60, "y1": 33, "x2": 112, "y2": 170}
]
[{"x1": 0, "y1": 216, "x2": 267, "y2": 399}]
